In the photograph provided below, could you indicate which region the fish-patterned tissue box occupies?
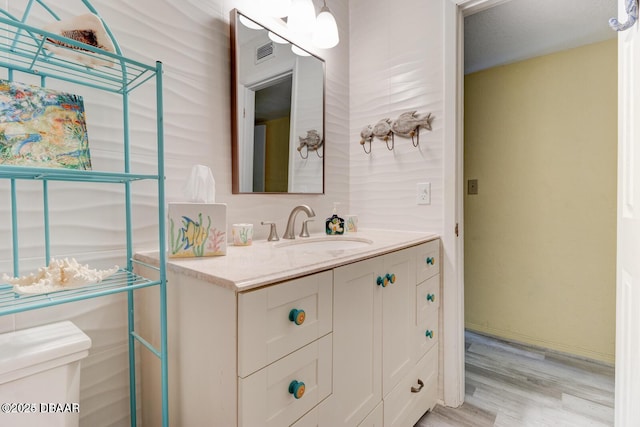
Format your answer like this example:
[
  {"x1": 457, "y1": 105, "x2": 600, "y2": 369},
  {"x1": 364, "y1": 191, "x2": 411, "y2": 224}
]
[{"x1": 168, "y1": 203, "x2": 227, "y2": 258}]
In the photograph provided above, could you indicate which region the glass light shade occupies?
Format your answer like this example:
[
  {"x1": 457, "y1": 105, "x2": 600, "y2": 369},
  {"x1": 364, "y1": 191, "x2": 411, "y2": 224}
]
[
  {"x1": 312, "y1": 6, "x2": 339, "y2": 49},
  {"x1": 268, "y1": 31, "x2": 289, "y2": 44},
  {"x1": 262, "y1": 0, "x2": 292, "y2": 18},
  {"x1": 291, "y1": 44, "x2": 311, "y2": 56},
  {"x1": 238, "y1": 15, "x2": 262, "y2": 30},
  {"x1": 288, "y1": 0, "x2": 316, "y2": 35}
]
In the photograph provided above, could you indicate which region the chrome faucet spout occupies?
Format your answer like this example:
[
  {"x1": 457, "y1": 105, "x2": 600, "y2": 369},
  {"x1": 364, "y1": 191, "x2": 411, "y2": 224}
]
[{"x1": 283, "y1": 205, "x2": 316, "y2": 239}]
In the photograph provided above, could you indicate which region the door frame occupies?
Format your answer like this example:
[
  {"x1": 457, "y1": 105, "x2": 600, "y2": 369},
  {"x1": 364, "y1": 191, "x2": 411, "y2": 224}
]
[
  {"x1": 442, "y1": 0, "x2": 551, "y2": 407},
  {"x1": 444, "y1": 0, "x2": 627, "y2": 417}
]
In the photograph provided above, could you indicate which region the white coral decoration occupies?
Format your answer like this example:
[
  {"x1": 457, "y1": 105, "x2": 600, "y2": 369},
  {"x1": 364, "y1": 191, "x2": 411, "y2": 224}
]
[{"x1": 3, "y1": 258, "x2": 119, "y2": 294}]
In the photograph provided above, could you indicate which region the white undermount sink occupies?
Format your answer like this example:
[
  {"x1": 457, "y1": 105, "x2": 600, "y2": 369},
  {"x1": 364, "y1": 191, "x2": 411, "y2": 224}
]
[{"x1": 273, "y1": 235, "x2": 373, "y2": 251}]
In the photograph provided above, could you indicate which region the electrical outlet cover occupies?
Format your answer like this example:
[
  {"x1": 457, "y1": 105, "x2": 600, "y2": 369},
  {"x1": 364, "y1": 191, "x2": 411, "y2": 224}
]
[{"x1": 417, "y1": 182, "x2": 431, "y2": 205}]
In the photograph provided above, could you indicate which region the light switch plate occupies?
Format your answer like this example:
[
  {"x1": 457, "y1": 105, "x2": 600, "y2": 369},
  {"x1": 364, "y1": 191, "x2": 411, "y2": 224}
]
[{"x1": 416, "y1": 182, "x2": 431, "y2": 205}]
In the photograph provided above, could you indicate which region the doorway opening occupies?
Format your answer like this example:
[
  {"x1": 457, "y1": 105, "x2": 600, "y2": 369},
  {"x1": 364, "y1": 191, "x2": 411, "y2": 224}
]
[{"x1": 459, "y1": 0, "x2": 617, "y2": 419}]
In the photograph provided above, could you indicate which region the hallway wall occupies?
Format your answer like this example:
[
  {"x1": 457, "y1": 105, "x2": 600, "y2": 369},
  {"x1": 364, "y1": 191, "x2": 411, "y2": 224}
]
[{"x1": 464, "y1": 39, "x2": 617, "y2": 363}]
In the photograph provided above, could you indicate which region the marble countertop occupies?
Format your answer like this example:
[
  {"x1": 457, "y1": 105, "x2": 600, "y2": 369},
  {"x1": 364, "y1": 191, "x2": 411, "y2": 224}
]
[{"x1": 135, "y1": 229, "x2": 439, "y2": 292}]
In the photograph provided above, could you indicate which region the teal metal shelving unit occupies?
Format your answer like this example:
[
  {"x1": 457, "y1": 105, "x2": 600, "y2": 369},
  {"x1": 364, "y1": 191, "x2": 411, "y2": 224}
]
[{"x1": 0, "y1": 1, "x2": 168, "y2": 426}]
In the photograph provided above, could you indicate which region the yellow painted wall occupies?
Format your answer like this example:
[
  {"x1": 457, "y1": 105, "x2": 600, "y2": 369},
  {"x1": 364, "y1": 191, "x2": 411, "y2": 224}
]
[
  {"x1": 264, "y1": 116, "x2": 290, "y2": 192},
  {"x1": 464, "y1": 39, "x2": 617, "y2": 363}
]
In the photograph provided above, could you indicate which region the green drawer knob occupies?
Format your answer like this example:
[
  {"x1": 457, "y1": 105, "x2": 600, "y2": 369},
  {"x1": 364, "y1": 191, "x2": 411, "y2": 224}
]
[
  {"x1": 289, "y1": 380, "x2": 305, "y2": 399},
  {"x1": 289, "y1": 309, "x2": 306, "y2": 325},
  {"x1": 385, "y1": 273, "x2": 396, "y2": 284},
  {"x1": 376, "y1": 276, "x2": 388, "y2": 287},
  {"x1": 425, "y1": 330, "x2": 434, "y2": 339},
  {"x1": 427, "y1": 293, "x2": 435, "y2": 302},
  {"x1": 426, "y1": 257, "x2": 435, "y2": 265}
]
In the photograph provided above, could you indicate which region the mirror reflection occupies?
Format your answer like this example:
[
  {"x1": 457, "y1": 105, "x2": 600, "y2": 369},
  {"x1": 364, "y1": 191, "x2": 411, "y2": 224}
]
[{"x1": 231, "y1": 9, "x2": 325, "y2": 194}]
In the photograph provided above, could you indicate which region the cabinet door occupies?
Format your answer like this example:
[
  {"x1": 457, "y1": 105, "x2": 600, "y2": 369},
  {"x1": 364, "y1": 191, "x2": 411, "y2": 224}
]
[
  {"x1": 381, "y1": 248, "x2": 416, "y2": 396},
  {"x1": 358, "y1": 402, "x2": 383, "y2": 427},
  {"x1": 333, "y1": 257, "x2": 382, "y2": 427}
]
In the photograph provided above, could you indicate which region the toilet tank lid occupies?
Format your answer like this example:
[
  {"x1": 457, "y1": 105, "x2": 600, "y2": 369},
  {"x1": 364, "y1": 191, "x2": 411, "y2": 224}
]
[{"x1": 0, "y1": 321, "x2": 92, "y2": 376}]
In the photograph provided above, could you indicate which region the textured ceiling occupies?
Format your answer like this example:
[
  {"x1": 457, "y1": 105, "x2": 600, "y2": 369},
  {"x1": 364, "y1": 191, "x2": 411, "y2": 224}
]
[{"x1": 464, "y1": 0, "x2": 618, "y2": 74}]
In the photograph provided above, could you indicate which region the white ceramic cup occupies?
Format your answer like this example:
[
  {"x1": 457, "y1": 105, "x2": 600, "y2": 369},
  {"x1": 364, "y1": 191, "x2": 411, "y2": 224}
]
[
  {"x1": 232, "y1": 223, "x2": 253, "y2": 246},
  {"x1": 345, "y1": 215, "x2": 358, "y2": 233}
]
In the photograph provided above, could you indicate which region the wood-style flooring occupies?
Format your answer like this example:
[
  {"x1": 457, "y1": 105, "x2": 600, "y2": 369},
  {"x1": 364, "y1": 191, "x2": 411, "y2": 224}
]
[{"x1": 415, "y1": 331, "x2": 615, "y2": 427}]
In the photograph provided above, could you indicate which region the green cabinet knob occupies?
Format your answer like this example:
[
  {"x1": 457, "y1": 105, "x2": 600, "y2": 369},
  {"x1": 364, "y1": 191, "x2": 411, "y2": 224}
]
[
  {"x1": 426, "y1": 257, "x2": 435, "y2": 265},
  {"x1": 376, "y1": 276, "x2": 388, "y2": 287},
  {"x1": 289, "y1": 309, "x2": 306, "y2": 325},
  {"x1": 289, "y1": 380, "x2": 305, "y2": 399},
  {"x1": 426, "y1": 293, "x2": 435, "y2": 302},
  {"x1": 385, "y1": 273, "x2": 396, "y2": 284},
  {"x1": 425, "y1": 330, "x2": 434, "y2": 339}
]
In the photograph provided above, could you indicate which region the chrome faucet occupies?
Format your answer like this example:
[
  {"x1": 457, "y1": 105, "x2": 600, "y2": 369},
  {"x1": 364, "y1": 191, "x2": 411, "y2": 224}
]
[{"x1": 283, "y1": 205, "x2": 315, "y2": 239}]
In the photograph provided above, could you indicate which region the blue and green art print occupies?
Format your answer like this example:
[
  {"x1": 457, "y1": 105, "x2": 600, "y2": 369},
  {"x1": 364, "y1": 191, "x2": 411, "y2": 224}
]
[{"x1": 0, "y1": 79, "x2": 91, "y2": 170}]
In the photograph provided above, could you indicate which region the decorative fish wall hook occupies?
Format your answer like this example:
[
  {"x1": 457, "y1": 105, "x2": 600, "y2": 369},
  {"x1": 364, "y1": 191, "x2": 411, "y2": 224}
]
[
  {"x1": 391, "y1": 111, "x2": 433, "y2": 147},
  {"x1": 372, "y1": 118, "x2": 394, "y2": 150},
  {"x1": 610, "y1": 0, "x2": 638, "y2": 31},
  {"x1": 297, "y1": 130, "x2": 324, "y2": 159},
  {"x1": 359, "y1": 111, "x2": 434, "y2": 154},
  {"x1": 360, "y1": 125, "x2": 373, "y2": 154}
]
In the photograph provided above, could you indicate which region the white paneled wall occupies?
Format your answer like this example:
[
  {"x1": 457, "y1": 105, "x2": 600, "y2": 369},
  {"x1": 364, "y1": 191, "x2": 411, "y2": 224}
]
[
  {"x1": 0, "y1": 0, "x2": 349, "y2": 425},
  {"x1": 349, "y1": 0, "x2": 444, "y2": 234}
]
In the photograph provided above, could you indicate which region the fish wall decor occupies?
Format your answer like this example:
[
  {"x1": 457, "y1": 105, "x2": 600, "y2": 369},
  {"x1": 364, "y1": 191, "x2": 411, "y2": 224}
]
[
  {"x1": 372, "y1": 118, "x2": 394, "y2": 150},
  {"x1": 297, "y1": 129, "x2": 324, "y2": 159},
  {"x1": 359, "y1": 125, "x2": 374, "y2": 153},
  {"x1": 359, "y1": 110, "x2": 434, "y2": 154},
  {"x1": 391, "y1": 111, "x2": 433, "y2": 147}
]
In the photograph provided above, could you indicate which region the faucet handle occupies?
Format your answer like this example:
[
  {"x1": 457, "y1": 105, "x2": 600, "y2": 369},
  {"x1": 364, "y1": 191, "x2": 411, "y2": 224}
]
[
  {"x1": 261, "y1": 221, "x2": 280, "y2": 241},
  {"x1": 300, "y1": 219, "x2": 314, "y2": 238}
]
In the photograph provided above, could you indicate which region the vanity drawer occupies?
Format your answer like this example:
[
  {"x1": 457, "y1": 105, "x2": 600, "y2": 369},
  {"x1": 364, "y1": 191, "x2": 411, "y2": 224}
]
[
  {"x1": 384, "y1": 345, "x2": 438, "y2": 427},
  {"x1": 415, "y1": 275, "x2": 439, "y2": 360},
  {"x1": 415, "y1": 240, "x2": 440, "y2": 283},
  {"x1": 238, "y1": 270, "x2": 333, "y2": 377},
  {"x1": 238, "y1": 334, "x2": 332, "y2": 427},
  {"x1": 291, "y1": 406, "x2": 319, "y2": 427},
  {"x1": 416, "y1": 309, "x2": 438, "y2": 361},
  {"x1": 417, "y1": 275, "x2": 440, "y2": 314}
]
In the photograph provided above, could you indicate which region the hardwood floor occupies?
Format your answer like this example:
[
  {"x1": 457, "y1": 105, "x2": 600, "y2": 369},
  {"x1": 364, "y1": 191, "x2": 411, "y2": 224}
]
[{"x1": 415, "y1": 331, "x2": 615, "y2": 427}]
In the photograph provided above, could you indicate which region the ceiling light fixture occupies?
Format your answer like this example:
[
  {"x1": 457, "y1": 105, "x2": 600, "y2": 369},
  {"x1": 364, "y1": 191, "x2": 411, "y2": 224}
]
[
  {"x1": 253, "y1": 0, "x2": 339, "y2": 49},
  {"x1": 287, "y1": 0, "x2": 316, "y2": 36},
  {"x1": 264, "y1": 0, "x2": 292, "y2": 18},
  {"x1": 312, "y1": 0, "x2": 339, "y2": 49},
  {"x1": 268, "y1": 31, "x2": 289, "y2": 44},
  {"x1": 291, "y1": 44, "x2": 311, "y2": 57},
  {"x1": 239, "y1": 14, "x2": 262, "y2": 30}
]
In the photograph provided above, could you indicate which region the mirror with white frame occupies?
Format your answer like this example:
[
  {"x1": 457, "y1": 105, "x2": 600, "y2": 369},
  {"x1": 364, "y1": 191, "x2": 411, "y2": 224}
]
[{"x1": 231, "y1": 9, "x2": 325, "y2": 194}]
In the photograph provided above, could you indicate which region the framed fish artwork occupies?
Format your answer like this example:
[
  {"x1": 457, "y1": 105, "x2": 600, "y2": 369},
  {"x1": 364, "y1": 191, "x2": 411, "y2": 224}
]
[
  {"x1": 168, "y1": 203, "x2": 227, "y2": 258},
  {"x1": 0, "y1": 79, "x2": 92, "y2": 170}
]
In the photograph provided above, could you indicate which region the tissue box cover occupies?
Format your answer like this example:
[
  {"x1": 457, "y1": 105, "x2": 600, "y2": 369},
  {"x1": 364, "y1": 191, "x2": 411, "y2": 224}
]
[{"x1": 168, "y1": 203, "x2": 227, "y2": 258}]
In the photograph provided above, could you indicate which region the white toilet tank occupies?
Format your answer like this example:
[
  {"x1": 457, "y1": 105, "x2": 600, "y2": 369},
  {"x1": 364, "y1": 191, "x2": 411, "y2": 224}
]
[{"x1": 0, "y1": 321, "x2": 92, "y2": 427}]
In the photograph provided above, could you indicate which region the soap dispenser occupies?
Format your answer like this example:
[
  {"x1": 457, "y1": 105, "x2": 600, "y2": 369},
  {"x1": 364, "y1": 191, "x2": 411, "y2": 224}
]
[{"x1": 325, "y1": 202, "x2": 345, "y2": 235}]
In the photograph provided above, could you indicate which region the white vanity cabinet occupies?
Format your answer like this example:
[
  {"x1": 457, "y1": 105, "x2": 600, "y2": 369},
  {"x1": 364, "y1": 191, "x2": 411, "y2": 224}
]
[
  {"x1": 136, "y1": 232, "x2": 440, "y2": 427},
  {"x1": 321, "y1": 240, "x2": 441, "y2": 427}
]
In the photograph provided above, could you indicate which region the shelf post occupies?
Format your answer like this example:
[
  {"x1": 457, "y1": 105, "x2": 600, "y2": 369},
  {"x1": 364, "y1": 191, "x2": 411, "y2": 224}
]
[{"x1": 156, "y1": 60, "x2": 169, "y2": 427}]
